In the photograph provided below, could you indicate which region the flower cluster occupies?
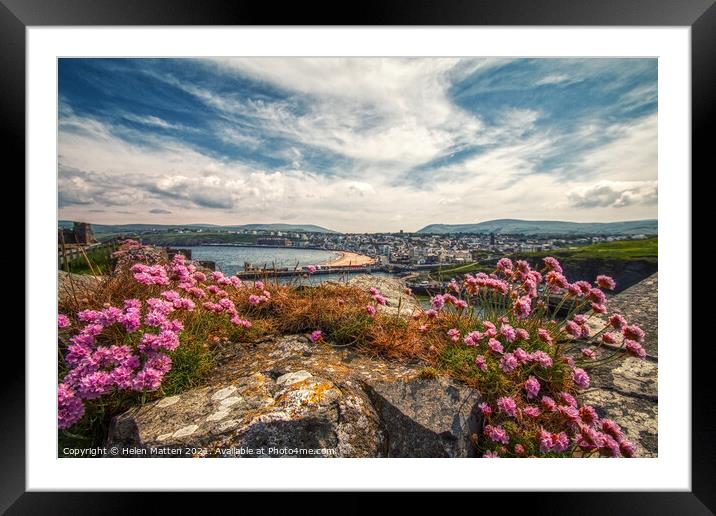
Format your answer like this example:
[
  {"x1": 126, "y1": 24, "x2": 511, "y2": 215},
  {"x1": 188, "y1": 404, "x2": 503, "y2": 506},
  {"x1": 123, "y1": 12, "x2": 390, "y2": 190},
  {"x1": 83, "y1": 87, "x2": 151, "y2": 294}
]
[
  {"x1": 413, "y1": 255, "x2": 645, "y2": 457},
  {"x1": 58, "y1": 243, "x2": 260, "y2": 430}
]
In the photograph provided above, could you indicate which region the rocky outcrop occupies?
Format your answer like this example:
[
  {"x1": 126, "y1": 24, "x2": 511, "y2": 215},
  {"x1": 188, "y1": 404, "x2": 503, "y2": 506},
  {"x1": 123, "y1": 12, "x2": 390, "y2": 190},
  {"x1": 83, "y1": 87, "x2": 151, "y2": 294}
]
[
  {"x1": 579, "y1": 273, "x2": 658, "y2": 457},
  {"x1": 347, "y1": 275, "x2": 420, "y2": 317},
  {"x1": 107, "y1": 335, "x2": 482, "y2": 457},
  {"x1": 58, "y1": 271, "x2": 102, "y2": 305}
]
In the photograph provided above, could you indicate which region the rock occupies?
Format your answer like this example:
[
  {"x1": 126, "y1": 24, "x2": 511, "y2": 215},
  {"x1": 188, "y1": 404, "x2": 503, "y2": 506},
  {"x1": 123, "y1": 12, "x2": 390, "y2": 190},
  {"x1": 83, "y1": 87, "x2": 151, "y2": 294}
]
[
  {"x1": 347, "y1": 275, "x2": 420, "y2": 317},
  {"x1": 365, "y1": 376, "x2": 481, "y2": 457},
  {"x1": 58, "y1": 271, "x2": 102, "y2": 304},
  {"x1": 107, "y1": 335, "x2": 482, "y2": 457}
]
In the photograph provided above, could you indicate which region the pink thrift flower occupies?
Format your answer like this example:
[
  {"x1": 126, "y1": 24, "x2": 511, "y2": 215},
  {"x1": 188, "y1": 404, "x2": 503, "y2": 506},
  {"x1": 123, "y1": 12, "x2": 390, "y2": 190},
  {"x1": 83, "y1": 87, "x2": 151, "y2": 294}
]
[
  {"x1": 500, "y1": 353, "x2": 519, "y2": 373},
  {"x1": 419, "y1": 324, "x2": 428, "y2": 333},
  {"x1": 373, "y1": 293, "x2": 387, "y2": 306},
  {"x1": 464, "y1": 331, "x2": 482, "y2": 346},
  {"x1": 307, "y1": 265, "x2": 317, "y2": 274},
  {"x1": 619, "y1": 440, "x2": 637, "y2": 458},
  {"x1": 514, "y1": 444, "x2": 525, "y2": 455},
  {"x1": 425, "y1": 309, "x2": 438, "y2": 318},
  {"x1": 591, "y1": 303, "x2": 607, "y2": 314},
  {"x1": 500, "y1": 324, "x2": 517, "y2": 343},
  {"x1": 515, "y1": 328, "x2": 530, "y2": 341},
  {"x1": 523, "y1": 405, "x2": 541, "y2": 418},
  {"x1": 58, "y1": 383, "x2": 85, "y2": 429},
  {"x1": 530, "y1": 350, "x2": 553, "y2": 369},
  {"x1": 553, "y1": 432, "x2": 570, "y2": 452},
  {"x1": 482, "y1": 451, "x2": 500, "y2": 458},
  {"x1": 625, "y1": 339, "x2": 647, "y2": 358},
  {"x1": 513, "y1": 347, "x2": 531, "y2": 364},
  {"x1": 559, "y1": 391, "x2": 578, "y2": 407},
  {"x1": 524, "y1": 376, "x2": 541, "y2": 399},
  {"x1": 485, "y1": 424, "x2": 509, "y2": 444},
  {"x1": 596, "y1": 275, "x2": 616, "y2": 290},
  {"x1": 538, "y1": 428, "x2": 554, "y2": 453},
  {"x1": 487, "y1": 338, "x2": 504, "y2": 354},
  {"x1": 58, "y1": 314, "x2": 71, "y2": 329},
  {"x1": 543, "y1": 256, "x2": 563, "y2": 273},
  {"x1": 474, "y1": 355, "x2": 487, "y2": 371},
  {"x1": 496, "y1": 257, "x2": 513, "y2": 273},
  {"x1": 566, "y1": 321, "x2": 582, "y2": 338},
  {"x1": 602, "y1": 332, "x2": 618, "y2": 344},
  {"x1": 609, "y1": 314, "x2": 627, "y2": 330},
  {"x1": 366, "y1": 305, "x2": 377, "y2": 316},
  {"x1": 447, "y1": 328, "x2": 461, "y2": 342},
  {"x1": 430, "y1": 295, "x2": 445, "y2": 310},
  {"x1": 541, "y1": 396, "x2": 557, "y2": 412},
  {"x1": 309, "y1": 330, "x2": 323, "y2": 343},
  {"x1": 478, "y1": 402, "x2": 492, "y2": 416},
  {"x1": 581, "y1": 348, "x2": 597, "y2": 359},
  {"x1": 497, "y1": 396, "x2": 518, "y2": 417},
  {"x1": 537, "y1": 328, "x2": 553, "y2": 344},
  {"x1": 623, "y1": 324, "x2": 645, "y2": 342},
  {"x1": 512, "y1": 296, "x2": 532, "y2": 319}
]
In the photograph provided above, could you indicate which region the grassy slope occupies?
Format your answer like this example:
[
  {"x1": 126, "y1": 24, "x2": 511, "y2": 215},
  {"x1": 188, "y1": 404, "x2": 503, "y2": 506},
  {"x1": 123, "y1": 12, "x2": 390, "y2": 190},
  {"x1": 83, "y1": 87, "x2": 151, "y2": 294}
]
[{"x1": 520, "y1": 237, "x2": 658, "y2": 262}]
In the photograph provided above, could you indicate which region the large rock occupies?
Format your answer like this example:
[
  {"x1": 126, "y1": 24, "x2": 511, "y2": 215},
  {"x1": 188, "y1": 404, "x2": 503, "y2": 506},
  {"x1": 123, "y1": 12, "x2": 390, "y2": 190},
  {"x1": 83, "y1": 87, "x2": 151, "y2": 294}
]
[
  {"x1": 107, "y1": 335, "x2": 482, "y2": 457},
  {"x1": 347, "y1": 275, "x2": 420, "y2": 317}
]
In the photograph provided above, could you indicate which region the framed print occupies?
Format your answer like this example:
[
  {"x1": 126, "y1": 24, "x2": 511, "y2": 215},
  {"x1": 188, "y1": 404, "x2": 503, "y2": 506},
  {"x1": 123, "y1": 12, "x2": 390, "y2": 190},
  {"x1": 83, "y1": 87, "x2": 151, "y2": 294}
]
[{"x1": 4, "y1": 0, "x2": 711, "y2": 511}]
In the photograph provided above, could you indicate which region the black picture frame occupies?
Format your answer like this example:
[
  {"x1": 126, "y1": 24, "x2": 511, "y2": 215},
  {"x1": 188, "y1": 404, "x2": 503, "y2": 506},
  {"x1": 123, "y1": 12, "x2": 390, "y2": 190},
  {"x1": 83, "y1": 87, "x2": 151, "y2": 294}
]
[{"x1": 3, "y1": 0, "x2": 709, "y2": 512}]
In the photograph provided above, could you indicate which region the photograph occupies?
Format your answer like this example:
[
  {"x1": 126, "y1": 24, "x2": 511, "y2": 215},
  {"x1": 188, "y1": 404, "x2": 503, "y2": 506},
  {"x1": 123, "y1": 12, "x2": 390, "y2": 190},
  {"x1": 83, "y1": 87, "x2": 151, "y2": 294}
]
[{"x1": 55, "y1": 57, "x2": 658, "y2": 459}]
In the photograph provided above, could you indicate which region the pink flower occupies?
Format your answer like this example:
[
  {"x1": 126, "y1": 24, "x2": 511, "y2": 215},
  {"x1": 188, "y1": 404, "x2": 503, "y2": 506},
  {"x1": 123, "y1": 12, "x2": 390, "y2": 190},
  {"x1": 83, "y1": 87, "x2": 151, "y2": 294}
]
[
  {"x1": 474, "y1": 355, "x2": 488, "y2": 371},
  {"x1": 579, "y1": 405, "x2": 599, "y2": 425},
  {"x1": 624, "y1": 339, "x2": 646, "y2": 358},
  {"x1": 230, "y1": 315, "x2": 252, "y2": 328},
  {"x1": 430, "y1": 295, "x2": 446, "y2": 311},
  {"x1": 248, "y1": 294, "x2": 263, "y2": 306},
  {"x1": 309, "y1": 330, "x2": 322, "y2": 343},
  {"x1": 485, "y1": 424, "x2": 509, "y2": 444},
  {"x1": 478, "y1": 402, "x2": 492, "y2": 416},
  {"x1": 515, "y1": 328, "x2": 530, "y2": 341},
  {"x1": 307, "y1": 265, "x2": 317, "y2": 274},
  {"x1": 537, "y1": 328, "x2": 553, "y2": 344},
  {"x1": 623, "y1": 324, "x2": 645, "y2": 343},
  {"x1": 596, "y1": 275, "x2": 616, "y2": 290},
  {"x1": 541, "y1": 396, "x2": 557, "y2": 412},
  {"x1": 464, "y1": 331, "x2": 482, "y2": 346},
  {"x1": 559, "y1": 392, "x2": 578, "y2": 408},
  {"x1": 514, "y1": 444, "x2": 525, "y2": 455},
  {"x1": 482, "y1": 451, "x2": 499, "y2": 458},
  {"x1": 581, "y1": 348, "x2": 597, "y2": 359},
  {"x1": 512, "y1": 296, "x2": 532, "y2": 319},
  {"x1": 558, "y1": 405, "x2": 581, "y2": 421},
  {"x1": 591, "y1": 303, "x2": 607, "y2": 314},
  {"x1": 601, "y1": 419, "x2": 624, "y2": 440},
  {"x1": 553, "y1": 432, "x2": 570, "y2": 452},
  {"x1": 513, "y1": 347, "x2": 531, "y2": 364},
  {"x1": 497, "y1": 396, "x2": 518, "y2": 417},
  {"x1": 524, "y1": 376, "x2": 541, "y2": 399},
  {"x1": 500, "y1": 353, "x2": 519, "y2": 373},
  {"x1": 366, "y1": 305, "x2": 377, "y2": 316},
  {"x1": 523, "y1": 405, "x2": 541, "y2": 418},
  {"x1": 602, "y1": 332, "x2": 618, "y2": 345},
  {"x1": 58, "y1": 314, "x2": 71, "y2": 329},
  {"x1": 609, "y1": 314, "x2": 627, "y2": 329},
  {"x1": 530, "y1": 350, "x2": 553, "y2": 369},
  {"x1": 447, "y1": 328, "x2": 461, "y2": 342},
  {"x1": 425, "y1": 309, "x2": 438, "y2": 319},
  {"x1": 538, "y1": 428, "x2": 554, "y2": 453},
  {"x1": 58, "y1": 383, "x2": 85, "y2": 429},
  {"x1": 419, "y1": 324, "x2": 428, "y2": 333},
  {"x1": 543, "y1": 256, "x2": 563, "y2": 273},
  {"x1": 373, "y1": 293, "x2": 387, "y2": 306},
  {"x1": 619, "y1": 440, "x2": 637, "y2": 458},
  {"x1": 487, "y1": 338, "x2": 504, "y2": 354},
  {"x1": 565, "y1": 321, "x2": 582, "y2": 338},
  {"x1": 496, "y1": 257, "x2": 513, "y2": 273},
  {"x1": 500, "y1": 324, "x2": 517, "y2": 343}
]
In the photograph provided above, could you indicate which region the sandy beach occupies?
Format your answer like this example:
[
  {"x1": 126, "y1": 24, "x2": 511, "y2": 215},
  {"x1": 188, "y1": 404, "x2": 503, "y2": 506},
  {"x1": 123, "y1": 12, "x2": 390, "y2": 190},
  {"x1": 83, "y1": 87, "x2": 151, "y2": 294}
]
[{"x1": 324, "y1": 251, "x2": 376, "y2": 267}]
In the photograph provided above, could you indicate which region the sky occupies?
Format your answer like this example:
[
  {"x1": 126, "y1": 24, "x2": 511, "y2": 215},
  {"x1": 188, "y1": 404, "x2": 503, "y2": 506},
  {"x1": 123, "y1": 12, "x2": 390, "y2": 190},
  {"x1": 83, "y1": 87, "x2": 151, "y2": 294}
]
[{"x1": 58, "y1": 58, "x2": 657, "y2": 233}]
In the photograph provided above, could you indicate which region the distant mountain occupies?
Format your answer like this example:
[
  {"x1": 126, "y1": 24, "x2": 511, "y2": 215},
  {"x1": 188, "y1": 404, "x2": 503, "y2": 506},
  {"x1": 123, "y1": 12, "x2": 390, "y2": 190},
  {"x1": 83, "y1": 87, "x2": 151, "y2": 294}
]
[
  {"x1": 58, "y1": 221, "x2": 339, "y2": 234},
  {"x1": 416, "y1": 219, "x2": 658, "y2": 236}
]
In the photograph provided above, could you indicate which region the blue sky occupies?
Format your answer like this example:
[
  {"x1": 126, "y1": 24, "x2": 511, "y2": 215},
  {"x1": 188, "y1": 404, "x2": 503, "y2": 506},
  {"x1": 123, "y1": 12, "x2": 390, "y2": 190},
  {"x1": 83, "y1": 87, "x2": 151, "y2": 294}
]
[{"x1": 58, "y1": 58, "x2": 657, "y2": 232}]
